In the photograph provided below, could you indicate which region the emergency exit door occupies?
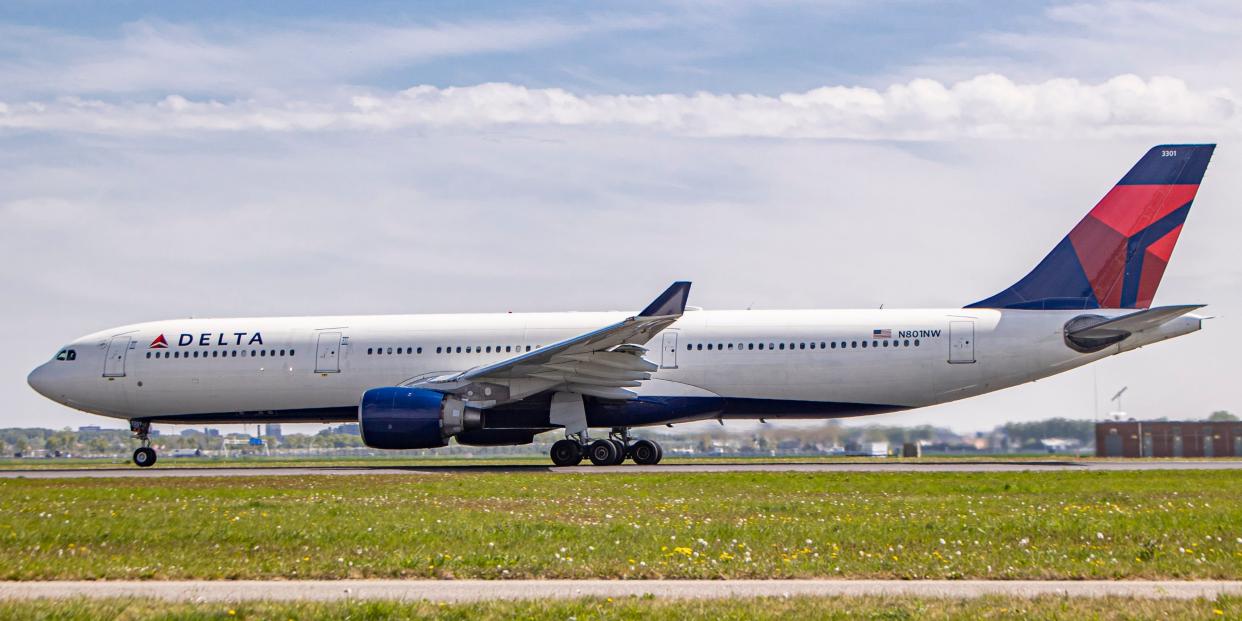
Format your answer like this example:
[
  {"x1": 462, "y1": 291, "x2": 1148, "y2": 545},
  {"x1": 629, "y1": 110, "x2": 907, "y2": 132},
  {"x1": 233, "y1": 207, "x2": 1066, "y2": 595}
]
[
  {"x1": 661, "y1": 331, "x2": 678, "y2": 369},
  {"x1": 315, "y1": 332, "x2": 342, "y2": 373},
  {"x1": 103, "y1": 336, "x2": 131, "y2": 378},
  {"x1": 949, "y1": 321, "x2": 975, "y2": 364}
]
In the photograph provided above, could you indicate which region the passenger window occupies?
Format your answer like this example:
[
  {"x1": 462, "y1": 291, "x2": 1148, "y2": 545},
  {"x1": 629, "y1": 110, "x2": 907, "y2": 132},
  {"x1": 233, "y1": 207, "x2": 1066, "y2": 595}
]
[
  {"x1": 686, "y1": 344, "x2": 692, "y2": 351},
  {"x1": 280, "y1": 349, "x2": 286, "y2": 356},
  {"x1": 386, "y1": 347, "x2": 393, "y2": 355},
  {"x1": 799, "y1": 343, "x2": 806, "y2": 350},
  {"x1": 809, "y1": 342, "x2": 815, "y2": 350},
  {"x1": 232, "y1": 351, "x2": 238, "y2": 358},
  {"x1": 820, "y1": 342, "x2": 826, "y2": 349},
  {"x1": 903, "y1": 340, "x2": 910, "y2": 347},
  {"x1": 758, "y1": 343, "x2": 764, "y2": 350},
  {"x1": 260, "y1": 350, "x2": 266, "y2": 357},
  {"x1": 146, "y1": 352, "x2": 151, "y2": 359},
  {"x1": 174, "y1": 351, "x2": 180, "y2": 358},
  {"x1": 728, "y1": 343, "x2": 734, "y2": 350},
  {"x1": 525, "y1": 345, "x2": 531, "y2": 352},
  {"x1": 778, "y1": 343, "x2": 785, "y2": 350},
  {"x1": 506, "y1": 346, "x2": 512, "y2": 353},
  {"x1": 852, "y1": 341, "x2": 858, "y2": 348},
  {"x1": 830, "y1": 342, "x2": 836, "y2": 349},
  {"x1": 748, "y1": 343, "x2": 754, "y2": 350},
  {"x1": 416, "y1": 347, "x2": 422, "y2": 354},
  {"x1": 707, "y1": 343, "x2": 713, "y2": 351},
  {"x1": 914, "y1": 339, "x2": 920, "y2": 347},
  {"x1": 456, "y1": 347, "x2": 462, "y2": 353},
  {"x1": 697, "y1": 344, "x2": 703, "y2": 351}
]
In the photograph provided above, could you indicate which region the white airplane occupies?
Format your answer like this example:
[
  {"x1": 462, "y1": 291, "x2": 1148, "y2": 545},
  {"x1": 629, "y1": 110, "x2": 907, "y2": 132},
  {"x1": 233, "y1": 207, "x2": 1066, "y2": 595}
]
[{"x1": 27, "y1": 144, "x2": 1215, "y2": 467}]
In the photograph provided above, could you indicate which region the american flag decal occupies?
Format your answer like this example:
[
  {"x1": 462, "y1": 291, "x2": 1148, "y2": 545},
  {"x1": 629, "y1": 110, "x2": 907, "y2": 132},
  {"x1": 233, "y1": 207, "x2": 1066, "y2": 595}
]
[{"x1": 872, "y1": 329, "x2": 891, "y2": 339}]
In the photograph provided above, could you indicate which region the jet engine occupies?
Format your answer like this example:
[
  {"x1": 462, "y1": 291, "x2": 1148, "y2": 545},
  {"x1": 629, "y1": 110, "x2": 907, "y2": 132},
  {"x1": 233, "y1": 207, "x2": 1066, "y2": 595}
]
[{"x1": 359, "y1": 386, "x2": 481, "y2": 449}]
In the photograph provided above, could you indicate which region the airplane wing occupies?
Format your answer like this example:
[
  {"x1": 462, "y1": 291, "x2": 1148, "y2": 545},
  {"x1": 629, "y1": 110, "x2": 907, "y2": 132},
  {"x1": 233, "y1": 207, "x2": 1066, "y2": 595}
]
[
  {"x1": 1066, "y1": 304, "x2": 1205, "y2": 340},
  {"x1": 425, "y1": 281, "x2": 691, "y2": 401}
]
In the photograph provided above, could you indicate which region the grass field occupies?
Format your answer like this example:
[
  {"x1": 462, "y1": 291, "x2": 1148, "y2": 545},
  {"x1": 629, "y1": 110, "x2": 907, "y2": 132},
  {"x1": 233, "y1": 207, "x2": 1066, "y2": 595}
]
[
  {"x1": 2, "y1": 470, "x2": 1241, "y2": 580},
  {"x1": 0, "y1": 596, "x2": 1237, "y2": 620}
]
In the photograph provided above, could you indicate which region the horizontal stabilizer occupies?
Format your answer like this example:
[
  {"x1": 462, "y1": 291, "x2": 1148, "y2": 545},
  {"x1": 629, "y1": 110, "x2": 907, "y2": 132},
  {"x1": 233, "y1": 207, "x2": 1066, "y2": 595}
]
[{"x1": 1067, "y1": 304, "x2": 1205, "y2": 340}]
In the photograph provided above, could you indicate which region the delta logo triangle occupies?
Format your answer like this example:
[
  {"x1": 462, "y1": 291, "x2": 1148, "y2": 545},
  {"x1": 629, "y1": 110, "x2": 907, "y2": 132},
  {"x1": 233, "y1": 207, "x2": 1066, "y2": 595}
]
[{"x1": 149, "y1": 334, "x2": 169, "y2": 349}]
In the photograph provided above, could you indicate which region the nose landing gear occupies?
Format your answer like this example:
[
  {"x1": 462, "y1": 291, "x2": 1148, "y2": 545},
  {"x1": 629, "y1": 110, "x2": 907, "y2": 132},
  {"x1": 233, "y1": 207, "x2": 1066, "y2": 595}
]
[{"x1": 130, "y1": 420, "x2": 157, "y2": 468}]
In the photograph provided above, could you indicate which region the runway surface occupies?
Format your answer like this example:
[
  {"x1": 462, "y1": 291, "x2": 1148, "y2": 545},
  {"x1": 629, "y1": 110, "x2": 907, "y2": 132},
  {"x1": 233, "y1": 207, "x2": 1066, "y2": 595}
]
[
  {"x1": 3, "y1": 579, "x2": 1240, "y2": 601},
  {"x1": 3, "y1": 459, "x2": 1242, "y2": 478}
]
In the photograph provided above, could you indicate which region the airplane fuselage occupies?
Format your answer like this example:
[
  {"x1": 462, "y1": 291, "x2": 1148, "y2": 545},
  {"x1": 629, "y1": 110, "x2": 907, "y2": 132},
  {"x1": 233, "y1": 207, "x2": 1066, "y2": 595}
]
[{"x1": 27, "y1": 307, "x2": 1201, "y2": 429}]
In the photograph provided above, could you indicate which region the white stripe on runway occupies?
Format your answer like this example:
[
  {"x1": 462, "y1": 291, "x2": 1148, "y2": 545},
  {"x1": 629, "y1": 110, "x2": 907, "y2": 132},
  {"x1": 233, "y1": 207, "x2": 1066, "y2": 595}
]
[{"x1": 2, "y1": 580, "x2": 1240, "y2": 601}]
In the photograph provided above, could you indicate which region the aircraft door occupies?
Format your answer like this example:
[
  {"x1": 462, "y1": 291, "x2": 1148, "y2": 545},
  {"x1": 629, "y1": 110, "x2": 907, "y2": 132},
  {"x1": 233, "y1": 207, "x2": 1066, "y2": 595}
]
[
  {"x1": 315, "y1": 332, "x2": 342, "y2": 373},
  {"x1": 949, "y1": 321, "x2": 975, "y2": 364},
  {"x1": 103, "y1": 336, "x2": 131, "y2": 378},
  {"x1": 660, "y1": 331, "x2": 678, "y2": 369}
]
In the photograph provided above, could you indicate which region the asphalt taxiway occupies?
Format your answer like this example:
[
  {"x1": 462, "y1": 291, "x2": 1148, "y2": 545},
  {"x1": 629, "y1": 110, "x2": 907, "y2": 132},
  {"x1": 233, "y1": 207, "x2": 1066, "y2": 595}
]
[
  {"x1": 2, "y1": 459, "x2": 1241, "y2": 478},
  {"x1": 2, "y1": 579, "x2": 1240, "y2": 601}
]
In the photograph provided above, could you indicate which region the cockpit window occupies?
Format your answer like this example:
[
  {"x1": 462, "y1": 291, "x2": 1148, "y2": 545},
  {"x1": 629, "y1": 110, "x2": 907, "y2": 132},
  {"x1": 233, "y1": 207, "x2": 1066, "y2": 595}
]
[{"x1": 55, "y1": 349, "x2": 77, "y2": 361}]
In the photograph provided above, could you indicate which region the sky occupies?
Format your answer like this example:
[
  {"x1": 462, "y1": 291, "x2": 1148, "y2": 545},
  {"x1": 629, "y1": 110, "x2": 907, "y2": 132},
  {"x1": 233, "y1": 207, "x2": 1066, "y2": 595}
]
[{"x1": 2, "y1": 0, "x2": 1240, "y2": 434}]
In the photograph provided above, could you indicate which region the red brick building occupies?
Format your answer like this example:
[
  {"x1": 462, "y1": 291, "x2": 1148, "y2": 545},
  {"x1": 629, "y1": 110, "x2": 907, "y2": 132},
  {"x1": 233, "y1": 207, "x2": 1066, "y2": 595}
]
[{"x1": 1096, "y1": 421, "x2": 1242, "y2": 457}]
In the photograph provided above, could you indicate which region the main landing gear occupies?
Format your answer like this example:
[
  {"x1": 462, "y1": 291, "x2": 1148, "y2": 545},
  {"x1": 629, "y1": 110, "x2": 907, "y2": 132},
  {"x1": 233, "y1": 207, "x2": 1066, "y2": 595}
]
[
  {"x1": 130, "y1": 420, "x2": 157, "y2": 468},
  {"x1": 549, "y1": 428, "x2": 663, "y2": 467}
]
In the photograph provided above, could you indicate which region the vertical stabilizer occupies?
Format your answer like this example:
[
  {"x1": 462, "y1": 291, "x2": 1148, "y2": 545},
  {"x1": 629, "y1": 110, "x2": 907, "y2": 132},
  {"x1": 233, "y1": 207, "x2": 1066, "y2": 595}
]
[{"x1": 968, "y1": 144, "x2": 1214, "y2": 310}]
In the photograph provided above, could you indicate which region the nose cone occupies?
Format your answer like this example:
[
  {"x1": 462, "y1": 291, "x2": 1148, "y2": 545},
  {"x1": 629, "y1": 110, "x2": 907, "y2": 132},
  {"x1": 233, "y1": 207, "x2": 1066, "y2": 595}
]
[{"x1": 27, "y1": 364, "x2": 54, "y2": 399}]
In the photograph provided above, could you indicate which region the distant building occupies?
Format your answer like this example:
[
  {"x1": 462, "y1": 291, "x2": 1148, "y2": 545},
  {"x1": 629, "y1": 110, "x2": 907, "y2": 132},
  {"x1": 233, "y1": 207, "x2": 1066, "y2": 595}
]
[
  {"x1": 180, "y1": 429, "x2": 202, "y2": 437},
  {"x1": 328, "y1": 423, "x2": 360, "y2": 436},
  {"x1": 77, "y1": 426, "x2": 103, "y2": 433},
  {"x1": 1096, "y1": 421, "x2": 1242, "y2": 457},
  {"x1": 265, "y1": 424, "x2": 283, "y2": 439}
]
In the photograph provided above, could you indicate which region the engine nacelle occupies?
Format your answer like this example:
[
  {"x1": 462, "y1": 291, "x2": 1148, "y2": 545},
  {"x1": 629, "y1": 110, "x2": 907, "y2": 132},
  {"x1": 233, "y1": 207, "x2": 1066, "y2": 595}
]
[{"x1": 358, "y1": 387, "x2": 481, "y2": 449}]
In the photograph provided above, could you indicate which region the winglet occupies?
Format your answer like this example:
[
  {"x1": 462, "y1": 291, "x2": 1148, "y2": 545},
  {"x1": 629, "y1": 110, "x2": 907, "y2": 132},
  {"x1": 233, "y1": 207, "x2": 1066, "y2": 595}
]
[{"x1": 639, "y1": 281, "x2": 692, "y2": 317}]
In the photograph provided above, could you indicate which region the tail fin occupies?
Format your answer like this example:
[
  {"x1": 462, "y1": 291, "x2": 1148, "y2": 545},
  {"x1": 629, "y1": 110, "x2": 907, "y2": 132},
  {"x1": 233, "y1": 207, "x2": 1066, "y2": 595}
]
[{"x1": 968, "y1": 144, "x2": 1215, "y2": 310}]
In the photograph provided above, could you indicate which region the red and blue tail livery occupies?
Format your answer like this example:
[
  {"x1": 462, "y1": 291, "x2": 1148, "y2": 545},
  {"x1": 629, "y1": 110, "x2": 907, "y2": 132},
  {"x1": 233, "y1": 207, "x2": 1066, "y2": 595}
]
[{"x1": 969, "y1": 144, "x2": 1215, "y2": 310}]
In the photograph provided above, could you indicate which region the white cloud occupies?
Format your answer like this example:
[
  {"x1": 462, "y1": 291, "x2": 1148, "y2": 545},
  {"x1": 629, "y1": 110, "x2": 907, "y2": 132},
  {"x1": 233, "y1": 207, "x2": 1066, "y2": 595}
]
[
  {"x1": 0, "y1": 74, "x2": 1236, "y2": 139},
  {"x1": 0, "y1": 16, "x2": 662, "y2": 98}
]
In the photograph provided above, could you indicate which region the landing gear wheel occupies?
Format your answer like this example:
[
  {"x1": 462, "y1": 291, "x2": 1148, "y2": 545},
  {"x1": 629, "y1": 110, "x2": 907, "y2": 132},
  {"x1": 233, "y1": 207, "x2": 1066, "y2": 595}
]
[
  {"x1": 609, "y1": 439, "x2": 627, "y2": 465},
  {"x1": 653, "y1": 441, "x2": 663, "y2": 465},
  {"x1": 631, "y1": 439, "x2": 660, "y2": 465},
  {"x1": 132, "y1": 447, "x2": 157, "y2": 468},
  {"x1": 588, "y1": 439, "x2": 619, "y2": 466},
  {"x1": 550, "y1": 439, "x2": 583, "y2": 467}
]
